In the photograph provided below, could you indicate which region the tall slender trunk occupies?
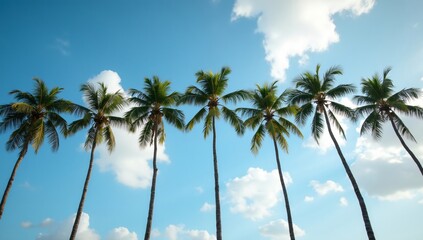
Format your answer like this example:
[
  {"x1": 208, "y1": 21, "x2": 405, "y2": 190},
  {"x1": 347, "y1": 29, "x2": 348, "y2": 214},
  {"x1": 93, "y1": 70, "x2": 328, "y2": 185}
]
[
  {"x1": 322, "y1": 107, "x2": 376, "y2": 240},
  {"x1": 212, "y1": 116, "x2": 222, "y2": 240},
  {"x1": 389, "y1": 116, "x2": 423, "y2": 176},
  {"x1": 272, "y1": 136, "x2": 295, "y2": 240},
  {"x1": 69, "y1": 132, "x2": 98, "y2": 240},
  {"x1": 0, "y1": 142, "x2": 29, "y2": 220},
  {"x1": 144, "y1": 125, "x2": 159, "y2": 240}
]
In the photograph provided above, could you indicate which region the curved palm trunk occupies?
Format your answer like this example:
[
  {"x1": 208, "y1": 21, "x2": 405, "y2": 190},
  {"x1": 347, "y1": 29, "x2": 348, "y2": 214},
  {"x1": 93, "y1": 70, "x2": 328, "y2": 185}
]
[
  {"x1": 323, "y1": 108, "x2": 376, "y2": 240},
  {"x1": 389, "y1": 116, "x2": 423, "y2": 176},
  {"x1": 212, "y1": 116, "x2": 222, "y2": 240},
  {"x1": 144, "y1": 126, "x2": 159, "y2": 240},
  {"x1": 272, "y1": 136, "x2": 295, "y2": 240},
  {"x1": 0, "y1": 142, "x2": 29, "y2": 220},
  {"x1": 69, "y1": 134, "x2": 98, "y2": 240}
]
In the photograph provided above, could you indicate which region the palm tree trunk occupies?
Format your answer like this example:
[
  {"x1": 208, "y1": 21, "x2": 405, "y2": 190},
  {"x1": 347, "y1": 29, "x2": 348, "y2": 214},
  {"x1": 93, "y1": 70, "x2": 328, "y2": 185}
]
[
  {"x1": 0, "y1": 142, "x2": 29, "y2": 220},
  {"x1": 322, "y1": 107, "x2": 376, "y2": 240},
  {"x1": 389, "y1": 116, "x2": 423, "y2": 176},
  {"x1": 144, "y1": 126, "x2": 159, "y2": 240},
  {"x1": 69, "y1": 134, "x2": 97, "y2": 240},
  {"x1": 212, "y1": 116, "x2": 222, "y2": 240},
  {"x1": 272, "y1": 136, "x2": 295, "y2": 240}
]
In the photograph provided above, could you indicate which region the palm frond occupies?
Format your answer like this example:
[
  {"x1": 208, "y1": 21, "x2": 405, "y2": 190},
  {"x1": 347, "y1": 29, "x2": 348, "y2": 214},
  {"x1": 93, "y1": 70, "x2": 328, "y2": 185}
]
[
  {"x1": 327, "y1": 109, "x2": 346, "y2": 139},
  {"x1": 186, "y1": 107, "x2": 207, "y2": 131},
  {"x1": 221, "y1": 90, "x2": 250, "y2": 104},
  {"x1": 250, "y1": 124, "x2": 265, "y2": 154},
  {"x1": 162, "y1": 107, "x2": 185, "y2": 130},
  {"x1": 326, "y1": 84, "x2": 355, "y2": 99},
  {"x1": 390, "y1": 112, "x2": 417, "y2": 142},
  {"x1": 360, "y1": 111, "x2": 383, "y2": 139},
  {"x1": 103, "y1": 125, "x2": 116, "y2": 152},
  {"x1": 295, "y1": 102, "x2": 314, "y2": 125},
  {"x1": 311, "y1": 109, "x2": 324, "y2": 143},
  {"x1": 45, "y1": 120, "x2": 60, "y2": 152},
  {"x1": 221, "y1": 106, "x2": 244, "y2": 135}
]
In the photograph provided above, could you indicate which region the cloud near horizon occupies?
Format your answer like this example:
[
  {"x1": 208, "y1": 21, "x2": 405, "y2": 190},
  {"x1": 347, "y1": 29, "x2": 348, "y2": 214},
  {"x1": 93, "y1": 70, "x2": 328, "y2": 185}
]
[
  {"x1": 259, "y1": 219, "x2": 305, "y2": 240},
  {"x1": 232, "y1": 0, "x2": 375, "y2": 80}
]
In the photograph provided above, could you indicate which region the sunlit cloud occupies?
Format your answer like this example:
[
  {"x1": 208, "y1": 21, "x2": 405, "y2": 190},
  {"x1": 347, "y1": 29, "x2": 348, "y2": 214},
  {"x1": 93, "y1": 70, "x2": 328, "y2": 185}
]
[
  {"x1": 310, "y1": 180, "x2": 344, "y2": 196},
  {"x1": 232, "y1": 0, "x2": 375, "y2": 80},
  {"x1": 164, "y1": 225, "x2": 216, "y2": 240},
  {"x1": 339, "y1": 197, "x2": 348, "y2": 207},
  {"x1": 259, "y1": 219, "x2": 305, "y2": 240},
  {"x1": 82, "y1": 70, "x2": 169, "y2": 189},
  {"x1": 226, "y1": 167, "x2": 292, "y2": 220},
  {"x1": 200, "y1": 202, "x2": 215, "y2": 212}
]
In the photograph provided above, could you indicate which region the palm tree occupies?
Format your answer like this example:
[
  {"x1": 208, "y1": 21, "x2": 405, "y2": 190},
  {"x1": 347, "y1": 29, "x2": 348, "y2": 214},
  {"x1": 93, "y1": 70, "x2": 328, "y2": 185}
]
[
  {"x1": 288, "y1": 65, "x2": 376, "y2": 240},
  {"x1": 236, "y1": 81, "x2": 302, "y2": 240},
  {"x1": 67, "y1": 82, "x2": 126, "y2": 240},
  {"x1": 354, "y1": 67, "x2": 423, "y2": 175},
  {"x1": 178, "y1": 67, "x2": 248, "y2": 240},
  {"x1": 0, "y1": 78, "x2": 71, "y2": 220},
  {"x1": 124, "y1": 76, "x2": 184, "y2": 240}
]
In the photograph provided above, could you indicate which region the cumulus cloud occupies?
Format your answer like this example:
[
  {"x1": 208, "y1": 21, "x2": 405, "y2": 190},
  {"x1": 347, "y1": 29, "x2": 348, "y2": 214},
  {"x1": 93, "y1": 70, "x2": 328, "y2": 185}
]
[
  {"x1": 310, "y1": 180, "x2": 344, "y2": 196},
  {"x1": 107, "y1": 227, "x2": 138, "y2": 240},
  {"x1": 226, "y1": 167, "x2": 292, "y2": 220},
  {"x1": 232, "y1": 0, "x2": 375, "y2": 80},
  {"x1": 200, "y1": 202, "x2": 215, "y2": 212},
  {"x1": 37, "y1": 213, "x2": 100, "y2": 240},
  {"x1": 165, "y1": 225, "x2": 216, "y2": 240},
  {"x1": 83, "y1": 70, "x2": 169, "y2": 188},
  {"x1": 339, "y1": 197, "x2": 348, "y2": 207},
  {"x1": 259, "y1": 219, "x2": 305, "y2": 240},
  {"x1": 352, "y1": 95, "x2": 423, "y2": 201}
]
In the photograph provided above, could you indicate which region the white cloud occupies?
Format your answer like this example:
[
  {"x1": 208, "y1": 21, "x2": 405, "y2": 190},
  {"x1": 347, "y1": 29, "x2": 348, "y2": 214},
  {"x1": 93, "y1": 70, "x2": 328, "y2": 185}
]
[
  {"x1": 200, "y1": 202, "x2": 215, "y2": 212},
  {"x1": 37, "y1": 213, "x2": 100, "y2": 240},
  {"x1": 226, "y1": 167, "x2": 292, "y2": 220},
  {"x1": 352, "y1": 97, "x2": 423, "y2": 201},
  {"x1": 339, "y1": 197, "x2": 348, "y2": 207},
  {"x1": 298, "y1": 54, "x2": 309, "y2": 66},
  {"x1": 165, "y1": 225, "x2": 216, "y2": 240},
  {"x1": 310, "y1": 180, "x2": 344, "y2": 196},
  {"x1": 107, "y1": 227, "x2": 138, "y2": 240},
  {"x1": 232, "y1": 0, "x2": 374, "y2": 80},
  {"x1": 84, "y1": 70, "x2": 169, "y2": 189},
  {"x1": 259, "y1": 219, "x2": 305, "y2": 240},
  {"x1": 304, "y1": 196, "x2": 314, "y2": 203}
]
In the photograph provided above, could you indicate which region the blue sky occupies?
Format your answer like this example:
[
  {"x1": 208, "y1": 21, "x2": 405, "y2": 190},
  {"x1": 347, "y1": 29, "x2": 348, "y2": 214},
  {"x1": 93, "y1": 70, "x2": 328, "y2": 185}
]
[{"x1": 0, "y1": 0, "x2": 422, "y2": 239}]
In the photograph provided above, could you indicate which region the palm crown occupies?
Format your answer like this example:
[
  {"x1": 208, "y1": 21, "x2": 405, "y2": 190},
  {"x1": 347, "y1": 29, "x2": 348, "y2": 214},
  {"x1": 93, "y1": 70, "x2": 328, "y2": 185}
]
[
  {"x1": 179, "y1": 66, "x2": 248, "y2": 136},
  {"x1": 125, "y1": 76, "x2": 185, "y2": 146},
  {"x1": 288, "y1": 65, "x2": 355, "y2": 142},
  {"x1": 67, "y1": 82, "x2": 127, "y2": 152},
  {"x1": 237, "y1": 81, "x2": 303, "y2": 153},
  {"x1": 354, "y1": 67, "x2": 423, "y2": 141},
  {"x1": 0, "y1": 78, "x2": 71, "y2": 153}
]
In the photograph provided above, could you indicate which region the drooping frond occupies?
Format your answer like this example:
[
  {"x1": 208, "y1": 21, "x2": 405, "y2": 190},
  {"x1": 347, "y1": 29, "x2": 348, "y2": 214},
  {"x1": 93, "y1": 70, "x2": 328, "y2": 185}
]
[
  {"x1": 311, "y1": 109, "x2": 324, "y2": 143},
  {"x1": 162, "y1": 107, "x2": 185, "y2": 130},
  {"x1": 327, "y1": 109, "x2": 346, "y2": 139},
  {"x1": 221, "y1": 106, "x2": 244, "y2": 135},
  {"x1": 360, "y1": 111, "x2": 383, "y2": 139},
  {"x1": 250, "y1": 124, "x2": 265, "y2": 154},
  {"x1": 186, "y1": 107, "x2": 207, "y2": 131},
  {"x1": 390, "y1": 112, "x2": 417, "y2": 142},
  {"x1": 295, "y1": 102, "x2": 313, "y2": 125}
]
